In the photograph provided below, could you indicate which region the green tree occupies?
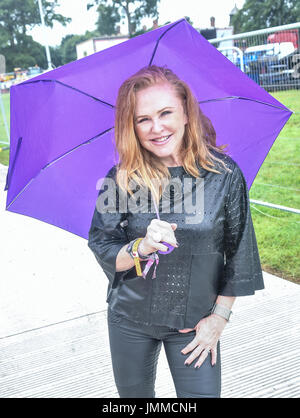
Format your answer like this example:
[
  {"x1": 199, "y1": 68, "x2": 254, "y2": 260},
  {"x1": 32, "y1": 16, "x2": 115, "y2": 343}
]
[
  {"x1": 0, "y1": 0, "x2": 71, "y2": 71},
  {"x1": 88, "y1": 0, "x2": 160, "y2": 37},
  {"x1": 49, "y1": 45, "x2": 63, "y2": 68},
  {"x1": 2, "y1": 35, "x2": 48, "y2": 71},
  {"x1": 232, "y1": 0, "x2": 300, "y2": 33},
  {"x1": 96, "y1": 3, "x2": 121, "y2": 35},
  {"x1": 58, "y1": 31, "x2": 99, "y2": 65},
  {"x1": 60, "y1": 34, "x2": 82, "y2": 64}
]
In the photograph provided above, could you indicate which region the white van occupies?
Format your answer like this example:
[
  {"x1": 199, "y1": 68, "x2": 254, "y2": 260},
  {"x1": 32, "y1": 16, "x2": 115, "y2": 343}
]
[{"x1": 244, "y1": 42, "x2": 295, "y2": 61}]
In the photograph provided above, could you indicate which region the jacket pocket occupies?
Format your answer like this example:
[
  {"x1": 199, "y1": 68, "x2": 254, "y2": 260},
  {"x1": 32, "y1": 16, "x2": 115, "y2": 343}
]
[{"x1": 185, "y1": 252, "x2": 224, "y2": 328}]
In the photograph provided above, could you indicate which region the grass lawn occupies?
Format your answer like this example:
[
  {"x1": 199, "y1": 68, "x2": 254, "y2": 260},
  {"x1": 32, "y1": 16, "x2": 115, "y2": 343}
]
[
  {"x1": 249, "y1": 90, "x2": 300, "y2": 284},
  {"x1": 0, "y1": 92, "x2": 10, "y2": 165},
  {"x1": 1, "y1": 89, "x2": 299, "y2": 283}
]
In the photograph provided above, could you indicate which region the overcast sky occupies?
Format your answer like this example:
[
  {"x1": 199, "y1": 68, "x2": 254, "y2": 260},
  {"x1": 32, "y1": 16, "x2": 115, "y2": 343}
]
[{"x1": 29, "y1": 0, "x2": 245, "y2": 47}]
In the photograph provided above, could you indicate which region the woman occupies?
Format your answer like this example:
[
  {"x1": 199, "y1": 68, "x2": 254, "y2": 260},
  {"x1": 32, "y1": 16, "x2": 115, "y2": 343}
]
[{"x1": 88, "y1": 65, "x2": 264, "y2": 398}]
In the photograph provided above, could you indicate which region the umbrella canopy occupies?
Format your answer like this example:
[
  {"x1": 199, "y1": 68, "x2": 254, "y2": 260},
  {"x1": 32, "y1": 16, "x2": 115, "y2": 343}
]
[{"x1": 5, "y1": 19, "x2": 292, "y2": 239}]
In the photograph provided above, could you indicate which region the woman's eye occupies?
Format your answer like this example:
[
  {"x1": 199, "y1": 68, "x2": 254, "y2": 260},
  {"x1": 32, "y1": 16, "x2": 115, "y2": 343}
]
[
  {"x1": 161, "y1": 111, "x2": 171, "y2": 117},
  {"x1": 137, "y1": 118, "x2": 148, "y2": 124}
]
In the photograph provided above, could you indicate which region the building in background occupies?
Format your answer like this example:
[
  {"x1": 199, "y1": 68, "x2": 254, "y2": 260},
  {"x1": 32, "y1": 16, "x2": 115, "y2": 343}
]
[
  {"x1": 76, "y1": 34, "x2": 129, "y2": 59},
  {"x1": 200, "y1": 15, "x2": 233, "y2": 47},
  {"x1": 76, "y1": 20, "x2": 162, "y2": 59},
  {"x1": 76, "y1": 15, "x2": 235, "y2": 60}
]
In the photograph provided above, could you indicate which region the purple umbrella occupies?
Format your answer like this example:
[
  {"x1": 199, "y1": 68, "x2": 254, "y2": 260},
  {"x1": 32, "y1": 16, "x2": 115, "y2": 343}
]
[{"x1": 5, "y1": 19, "x2": 292, "y2": 239}]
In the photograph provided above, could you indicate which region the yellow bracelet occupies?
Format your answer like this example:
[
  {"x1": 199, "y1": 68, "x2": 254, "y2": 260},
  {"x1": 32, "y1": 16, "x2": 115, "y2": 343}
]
[{"x1": 132, "y1": 238, "x2": 144, "y2": 276}]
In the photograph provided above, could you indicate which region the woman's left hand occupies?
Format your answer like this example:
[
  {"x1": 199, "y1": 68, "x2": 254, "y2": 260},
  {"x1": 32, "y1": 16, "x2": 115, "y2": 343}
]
[{"x1": 179, "y1": 314, "x2": 227, "y2": 368}]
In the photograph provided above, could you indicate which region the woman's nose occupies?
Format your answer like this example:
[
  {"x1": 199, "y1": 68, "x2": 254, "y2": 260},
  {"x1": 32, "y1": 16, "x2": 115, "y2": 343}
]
[{"x1": 151, "y1": 118, "x2": 163, "y2": 134}]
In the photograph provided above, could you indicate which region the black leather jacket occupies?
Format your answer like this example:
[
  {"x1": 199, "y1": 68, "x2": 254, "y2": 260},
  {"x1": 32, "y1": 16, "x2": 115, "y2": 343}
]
[{"x1": 88, "y1": 153, "x2": 264, "y2": 329}]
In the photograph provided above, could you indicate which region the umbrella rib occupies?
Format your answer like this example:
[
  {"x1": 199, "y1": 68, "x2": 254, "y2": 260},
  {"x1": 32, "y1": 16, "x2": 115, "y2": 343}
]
[
  {"x1": 6, "y1": 126, "x2": 114, "y2": 210},
  {"x1": 21, "y1": 79, "x2": 115, "y2": 108},
  {"x1": 149, "y1": 19, "x2": 186, "y2": 66},
  {"x1": 4, "y1": 136, "x2": 22, "y2": 191},
  {"x1": 198, "y1": 96, "x2": 291, "y2": 112},
  {"x1": 43, "y1": 126, "x2": 115, "y2": 169}
]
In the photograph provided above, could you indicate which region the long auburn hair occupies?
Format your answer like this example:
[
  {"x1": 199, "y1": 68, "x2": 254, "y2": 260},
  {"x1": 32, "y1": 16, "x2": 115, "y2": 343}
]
[{"x1": 114, "y1": 65, "x2": 231, "y2": 202}]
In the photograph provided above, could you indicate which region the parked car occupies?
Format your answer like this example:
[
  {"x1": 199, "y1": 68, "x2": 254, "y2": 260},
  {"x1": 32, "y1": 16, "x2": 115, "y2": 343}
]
[
  {"x1": 242, "y1": 42, "x2": 299, "y2": 89},
  {"x1": 267, "y1": 30, "x2": 299, "y2": 50},
  {"x1": 27, "y1": 66, "x2": 42, "y2": 78}
]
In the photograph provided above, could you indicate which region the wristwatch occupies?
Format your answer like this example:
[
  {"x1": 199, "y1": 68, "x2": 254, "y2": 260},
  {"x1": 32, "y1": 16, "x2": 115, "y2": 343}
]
[{"x1": 211, "y1": 303, "x2": 232, "y2": 322}]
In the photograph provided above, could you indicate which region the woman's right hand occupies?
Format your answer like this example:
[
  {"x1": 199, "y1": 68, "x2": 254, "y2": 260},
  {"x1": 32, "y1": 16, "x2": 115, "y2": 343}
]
[{"x1": 138, "y1": 219, "x2": 178, "y2": 255}]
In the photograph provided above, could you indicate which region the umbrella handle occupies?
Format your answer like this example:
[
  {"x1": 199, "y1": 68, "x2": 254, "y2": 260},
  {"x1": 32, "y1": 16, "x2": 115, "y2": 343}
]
[
  {"x1": 158, "y1": 242, "x2": 175, "y2": 254},
  {"x1": 152, "y1": 196, "x2": 175, "y2": 255}
]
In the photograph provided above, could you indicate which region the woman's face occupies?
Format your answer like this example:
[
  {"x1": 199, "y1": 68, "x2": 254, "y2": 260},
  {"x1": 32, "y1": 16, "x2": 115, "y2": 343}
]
[{"x1": 134, "y1": 82, "x2": 188, "y2": 167}]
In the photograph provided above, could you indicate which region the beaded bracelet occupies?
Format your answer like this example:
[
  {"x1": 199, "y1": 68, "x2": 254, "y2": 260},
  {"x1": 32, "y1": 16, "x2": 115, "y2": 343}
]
[
  {"x1": 126, "y1": 238, "x2": 159, "y2": 279},
  {"x1": 126, "y1": 238, "x2": 150, "y2": 260}
]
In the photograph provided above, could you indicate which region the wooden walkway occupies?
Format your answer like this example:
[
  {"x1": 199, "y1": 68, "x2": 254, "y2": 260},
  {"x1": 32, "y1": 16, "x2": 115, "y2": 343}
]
[{"x1": 0, "y1": 273, "x2": 299, "y2": 398}]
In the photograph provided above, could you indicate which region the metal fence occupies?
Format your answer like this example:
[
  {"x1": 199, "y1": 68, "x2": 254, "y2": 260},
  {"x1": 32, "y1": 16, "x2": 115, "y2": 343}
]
[
  {"x1": 209, "y1": 23, "x2": 300, "y2": 216},
  {"x1": 209, "y1": 22, "x2": 300, "y2": 92}
]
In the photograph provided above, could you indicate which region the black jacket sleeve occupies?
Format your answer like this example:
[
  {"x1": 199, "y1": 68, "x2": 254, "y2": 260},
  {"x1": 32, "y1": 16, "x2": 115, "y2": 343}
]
[
  {"x1": 219, "y1": 163, "x2": 264, "y2": 296},
  {"x1": 87, "y1": 166, "x2": 136, "y2": 289}
]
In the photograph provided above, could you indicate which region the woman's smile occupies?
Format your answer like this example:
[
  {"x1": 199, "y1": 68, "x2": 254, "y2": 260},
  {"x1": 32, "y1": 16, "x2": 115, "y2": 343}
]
[{"x1": 150, "y1": 134, "x2": 172, "y2": 145}]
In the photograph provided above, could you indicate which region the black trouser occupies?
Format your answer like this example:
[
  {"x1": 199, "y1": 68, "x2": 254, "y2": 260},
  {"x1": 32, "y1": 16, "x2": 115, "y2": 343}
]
[{"x1": 107, "y1": 308, "x2": 221, "y2": 398}]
